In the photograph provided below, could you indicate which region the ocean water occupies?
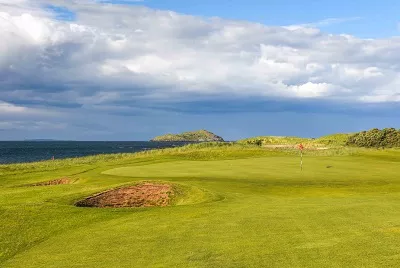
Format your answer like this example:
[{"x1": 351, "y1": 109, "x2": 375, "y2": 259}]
[{"x1": 0, "y1": 141, "x2": 193, "y2": 164}]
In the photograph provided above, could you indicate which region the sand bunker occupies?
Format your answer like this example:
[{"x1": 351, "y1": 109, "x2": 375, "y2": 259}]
[
  {"x1": 75, "y1": 183, "x2": 173, "y2": 208},
  {"x1": 32, "y1": 178, "x2": 71, "y2": 186}
]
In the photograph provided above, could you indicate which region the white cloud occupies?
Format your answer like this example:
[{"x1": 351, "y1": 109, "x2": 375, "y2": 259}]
[
  {"x1": 0, "y1": 101, "x2": 55, "y2": 116},
  {"x1": 289, "y1": 82, "x2": 334, "y2": 98},
  {"x1": 1, "y1": 0, "x2": 400, "y2": 113},
  {"x1": 0, "y1": 101, "x2": 27, "y2": 113},
  {"x1": 292, "y1": 17, "x2": 362, "y2": 29}
]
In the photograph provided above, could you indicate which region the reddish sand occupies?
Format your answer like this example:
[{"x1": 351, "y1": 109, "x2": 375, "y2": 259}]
[{"x1": 75, "y1": 183, "x2": 173, "y2": 208}]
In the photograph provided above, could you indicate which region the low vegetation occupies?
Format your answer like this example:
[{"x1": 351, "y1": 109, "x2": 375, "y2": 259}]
[
  {"x1": 347, "y1": 128, "x2": 400, "y2": 148},
  {"x1": 237, "y1": 133, "x2": 351, "y2": 147},
  {"x1": 237, "y1": 136, "x2": 309, "y2": 146},
  {"x1": 238, "y1": 129, "x2": 400, "y2": 149},
  {"x1": 314, "y1": 133, "x2": 352, "y2": 146}
]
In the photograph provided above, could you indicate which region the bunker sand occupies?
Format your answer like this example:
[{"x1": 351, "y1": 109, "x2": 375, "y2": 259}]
[{"x1": 75, "y1": 183, "x2": 173, "y2": 208}]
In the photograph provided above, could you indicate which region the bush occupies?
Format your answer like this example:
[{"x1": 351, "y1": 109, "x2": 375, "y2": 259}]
[{"x1": 346, "y1": 128, "x2": 400, "y2": 148}]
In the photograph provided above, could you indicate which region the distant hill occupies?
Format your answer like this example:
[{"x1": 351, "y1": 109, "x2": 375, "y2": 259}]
[
  {"x1": 151, "y1": 130, "x2": 224, "y2": 142},
  {"x1": 24, "y1": 139, "x2": 57, "y2": 141}
]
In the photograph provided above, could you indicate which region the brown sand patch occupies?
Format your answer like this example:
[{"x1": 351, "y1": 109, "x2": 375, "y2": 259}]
[
  {"x1": 32, "y1": 178, "x2": 71, "y2": 186},
  {"x1": 262, "y1": 145, "x2": 331, "y2": 150},
  {"x1": 75, "y1": 183, "x2": 173, "y2": 208},
  {"x1": 263, "y1": 145, "x2": 296, "y2": 149}
]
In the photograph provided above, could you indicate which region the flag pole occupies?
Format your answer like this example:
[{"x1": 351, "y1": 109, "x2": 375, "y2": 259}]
[
  {"x1": 300, "y1": 150, "x2": 303, "y2": 171},
  {"x1": 299, "y1": 144, "x2": 304, "y2": 171}
]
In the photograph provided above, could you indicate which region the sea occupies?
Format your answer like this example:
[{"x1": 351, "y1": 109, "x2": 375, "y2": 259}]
[{"x1": 0, "y1": 141, "x2": 193, "y2": 164}]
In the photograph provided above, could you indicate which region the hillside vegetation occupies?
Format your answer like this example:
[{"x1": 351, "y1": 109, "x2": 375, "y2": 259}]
[
  {"x1": 347, "y1": 128, "x2": 400, "y2": 148},
  {"x1": 150, "y1": 129, "x2": 224, "y2": 142},
  {"x1": 238, "y1": 128, "x2": 400, "y2": 149},
  {"x1": 237, "y1": 133, "x2": 351, "y2": 147}
]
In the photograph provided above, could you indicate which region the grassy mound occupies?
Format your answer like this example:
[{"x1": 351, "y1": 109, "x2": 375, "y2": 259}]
[
  {"x1": 313, "y1": 133, "x2": 352, "y2": 145},
  {"x1": 237, "y1": 133, "x2": 351, "y2": 147}
]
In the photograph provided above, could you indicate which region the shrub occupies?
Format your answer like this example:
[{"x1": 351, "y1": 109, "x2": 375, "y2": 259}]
[{"x1": 346, "y1": 128, "x2": 400, "y2": 148}]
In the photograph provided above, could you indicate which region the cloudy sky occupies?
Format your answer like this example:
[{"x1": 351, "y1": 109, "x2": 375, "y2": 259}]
[{"x1": 1, "y1": 0, "x2": 400, "y2": 141}]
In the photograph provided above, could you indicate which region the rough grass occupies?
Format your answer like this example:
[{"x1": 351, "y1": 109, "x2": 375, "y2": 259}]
[
  {"x1": 1, "y1": 144, "x2": 400, "y2": 267},
  {"x1": 314, "y1": 133, "x2": 352, "y2": 146},
  {"x1": 238, "y1": 133, "x2": 352, "y2": 147}
]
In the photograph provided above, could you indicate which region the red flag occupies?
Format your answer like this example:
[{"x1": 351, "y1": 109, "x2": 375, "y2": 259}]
[{"x1": 298, "y1": 144, "x2": 304, "y2": 150}]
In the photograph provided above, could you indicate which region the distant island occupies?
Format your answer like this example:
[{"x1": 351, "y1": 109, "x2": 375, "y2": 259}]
[
  {"x1": 150, "y1": 130, "x2": 224, "y2": 142},
  {"x1": 24, "y1": 139, "x2": 57, "y2": 141}
]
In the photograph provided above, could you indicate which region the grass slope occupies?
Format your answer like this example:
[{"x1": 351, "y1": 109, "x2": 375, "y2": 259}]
[
  {"x1": 238, "y1": 133, "x2": 351, "y2": 147},
  {"x1": 1, "y1": 144, "x2": 400, "y2": 267}
]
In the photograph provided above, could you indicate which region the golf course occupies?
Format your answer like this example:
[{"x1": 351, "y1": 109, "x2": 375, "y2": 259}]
[
  {"x1": 4, "y1": 0, "x2": 400, "y2": 266},
  {"x1": 1, "y1": 139, "x2": 400, "y2": 267}
]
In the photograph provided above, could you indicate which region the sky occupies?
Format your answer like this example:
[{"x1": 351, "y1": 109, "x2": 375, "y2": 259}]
[{"x1": 1, "y1": 0, "x2": 400, "y2": 141}]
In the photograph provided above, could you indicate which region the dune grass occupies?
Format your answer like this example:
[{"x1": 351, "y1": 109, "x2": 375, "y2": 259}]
[
  {"x1": 238, "y1": 133, "x2": 352, "y2": 147},
  {"x1": 1, "y1": 144, "x2": 400, "y2": 267}
]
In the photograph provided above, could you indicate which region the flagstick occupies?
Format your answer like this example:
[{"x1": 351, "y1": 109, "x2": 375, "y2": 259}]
[
  {"x1": 298, "y1": 144, "x2": 304, "y2": 171},
  {"x1": 300, "y1": 150, "x2": 303, "y2": 171}
]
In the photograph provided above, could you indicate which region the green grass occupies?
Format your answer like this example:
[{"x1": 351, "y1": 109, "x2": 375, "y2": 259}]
[
  {"x1": 238, "y1": 133, "x2": 352, "y2": 147},
  {"x1": 314, "y1": 133, "x2": 352, "y2": 146},
  {"x1": 1, "y1": 144, "x2": 400, "y2": 267}
]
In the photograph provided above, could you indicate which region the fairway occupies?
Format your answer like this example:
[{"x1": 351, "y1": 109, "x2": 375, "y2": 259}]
[{"x1": 1, "y1": 148, "x2": 400, "y2": 267}]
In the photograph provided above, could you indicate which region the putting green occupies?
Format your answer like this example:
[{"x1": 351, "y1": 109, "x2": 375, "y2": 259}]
[{"x1": 1, "y1": 150, "x2": 400, "y2": 267}]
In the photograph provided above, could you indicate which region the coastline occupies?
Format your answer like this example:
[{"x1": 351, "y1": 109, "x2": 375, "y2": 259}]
[{"x1": 0, "y1": 140, "x2": 194, "y2": 165}]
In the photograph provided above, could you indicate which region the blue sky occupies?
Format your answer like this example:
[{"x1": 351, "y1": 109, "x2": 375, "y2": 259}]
[
  {"x1": 121, "y1": 0, "x2": 400, "y2": 38},
  {"x1": 1, "y1": 0, "x2": 400, "y2": 140},
  {"x1": 50, "y1": 0, "x2": 400, "y2": 38},
  {"x1": 45, "y1": 4, "x2": 76, "y2": 21}
]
